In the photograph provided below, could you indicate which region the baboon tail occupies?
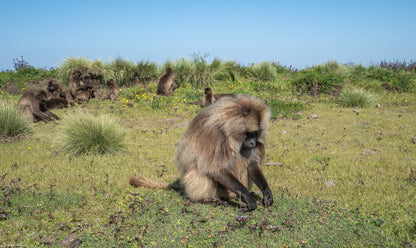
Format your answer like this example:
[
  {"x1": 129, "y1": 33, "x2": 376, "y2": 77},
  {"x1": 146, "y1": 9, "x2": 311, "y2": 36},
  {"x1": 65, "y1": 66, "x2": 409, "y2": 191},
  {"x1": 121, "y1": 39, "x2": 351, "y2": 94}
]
[{"x1": 129, "y1": 176, "x2": 170, "y2": 189}]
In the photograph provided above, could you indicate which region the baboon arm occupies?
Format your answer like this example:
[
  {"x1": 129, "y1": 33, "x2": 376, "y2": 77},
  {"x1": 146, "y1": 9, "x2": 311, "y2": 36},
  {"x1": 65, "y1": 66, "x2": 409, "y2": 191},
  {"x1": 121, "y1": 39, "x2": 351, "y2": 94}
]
[
  {"x1": 33, "y1": 111, "x2": 53, "y2": 122},
  {"x1": 247, "y1": 164, "x2": 273, "y2": 207},
  {"x1": 210, "y1": 171, "x2": 257, "y2": 211},
  {"x1": 43, "y1": 110, "x2": 60, "y2": 120}
]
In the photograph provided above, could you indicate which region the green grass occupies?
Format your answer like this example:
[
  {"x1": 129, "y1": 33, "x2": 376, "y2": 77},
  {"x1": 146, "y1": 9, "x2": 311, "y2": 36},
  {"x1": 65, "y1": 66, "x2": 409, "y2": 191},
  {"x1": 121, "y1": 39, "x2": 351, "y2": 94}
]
[
  {"x1": 0, "y1": 63, "x2": 416, "y2": 246},
  {"x1": 0, "y1": 101, "x2": 32, "y2": 139}
]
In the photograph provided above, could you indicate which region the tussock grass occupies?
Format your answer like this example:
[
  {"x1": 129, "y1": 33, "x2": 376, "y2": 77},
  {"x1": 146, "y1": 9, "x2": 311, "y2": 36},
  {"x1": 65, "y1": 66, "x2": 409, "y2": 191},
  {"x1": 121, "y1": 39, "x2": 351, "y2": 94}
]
[
  {"x1": 109, "y1": 57, "x2": 137, "y2": 86},
  {"x1": 250, "y1": 62, "x2": 278, "y2": 82},
  {"x1": 56, "y1": 111, "x2": 127, "y2": 156},
  {"x1": 167, "y1": 56, "x2": 240, "y2": 87},
  {"x1": 57, "y1": 57, "x2": 112, "y2": 86},
  {"x1": 0, "y1": 101, "x2": 32, "y2": 138},
  {"x1": 337, "y1": 87, "x2": 377, "y2": 107}
]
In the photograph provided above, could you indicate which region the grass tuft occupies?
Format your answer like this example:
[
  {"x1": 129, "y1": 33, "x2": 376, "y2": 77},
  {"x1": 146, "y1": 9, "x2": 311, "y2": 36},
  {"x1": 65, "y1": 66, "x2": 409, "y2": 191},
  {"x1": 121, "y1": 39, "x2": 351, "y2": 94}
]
[
  {"x1": 337, "y1": 87, "x2": 377, "y2": 107},
  {"x1": 0, "y1": 101, "x2": 32, "y2": 139},
  {"x1": 57, "y1": 111, "x2": 127, "y2": 156}
]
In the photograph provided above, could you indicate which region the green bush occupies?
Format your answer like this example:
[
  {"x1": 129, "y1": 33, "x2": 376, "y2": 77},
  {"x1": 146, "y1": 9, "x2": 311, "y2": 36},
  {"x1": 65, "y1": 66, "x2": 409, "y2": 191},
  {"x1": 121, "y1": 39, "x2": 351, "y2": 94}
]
[
  {"x1": 366, "y1": 66, "x2": 415, "y2": 92},
  {"x1": 0, "y1": 101, "x2": 32, "y2": 138},
  {"x1": 291, "y1": 63, "x2": 344, "y2": 96},
  {"x1": 57, "y1": 112, "x2": 127, "y2": 156},
  {"x1": 337, "y1": 87, "x2": 377, "y2": 108}
]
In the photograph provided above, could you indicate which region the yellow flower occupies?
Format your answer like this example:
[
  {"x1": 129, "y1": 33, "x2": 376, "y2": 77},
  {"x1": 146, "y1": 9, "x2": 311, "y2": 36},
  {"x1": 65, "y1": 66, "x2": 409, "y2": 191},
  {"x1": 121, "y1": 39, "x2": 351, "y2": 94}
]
[
  {"x1": 404, "y1": 99, "x2": 408, "y2": 102},
  {"x1": 28, "y1": 147, "x2": 31, "y2": 150},
  {"x1": 22, "y1": 88, "x2": 25, "y2": 90},
  {"x1": 125, "y1": 100, "x2": 129, "y2": 104},
  {"x1": 119, "y1": 89, "x2": 123, "y2": 91}
]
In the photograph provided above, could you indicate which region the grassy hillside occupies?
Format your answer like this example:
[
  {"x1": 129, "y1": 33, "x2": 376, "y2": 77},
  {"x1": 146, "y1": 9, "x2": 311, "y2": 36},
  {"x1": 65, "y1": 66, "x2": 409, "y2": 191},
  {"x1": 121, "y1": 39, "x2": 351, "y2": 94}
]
[{"x1": 0, "y1": 59, "x2": 415, "y2": 247}]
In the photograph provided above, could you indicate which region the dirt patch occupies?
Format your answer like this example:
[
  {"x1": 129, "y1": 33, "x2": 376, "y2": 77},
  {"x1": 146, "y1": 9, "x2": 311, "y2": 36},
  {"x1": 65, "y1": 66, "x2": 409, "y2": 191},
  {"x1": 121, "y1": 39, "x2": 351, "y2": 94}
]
[{"x1": 2, "y1": 79, "x2": 49, "y2": 95}]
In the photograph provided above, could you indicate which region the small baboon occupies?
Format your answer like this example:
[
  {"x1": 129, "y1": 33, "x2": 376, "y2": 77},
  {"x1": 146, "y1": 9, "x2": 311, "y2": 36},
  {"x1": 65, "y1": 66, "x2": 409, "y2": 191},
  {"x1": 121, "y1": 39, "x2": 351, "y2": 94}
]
[
  {"x1": 102, "y1": 79, "x2": 119, "y2": 101},
  {"x1": 45, "y1": 97, "x2": 69, "y2": 110},
  {"x1": 46, "y1": 79, "x2": 65, "y2": 98},
  {"x1": 69, "y1": 69, "x2": 95, "y2": 102},
  {"x1": 156, "y1": 67, "x2": 179, "y2": 96},
  {"x1": 18, "y1": 89, "x2": 60, "y2": 122},
  {"x1": 201, "y1": 87, "x2": 234, "y2": 107},
  {"x1": 130, "y1": 94, "x2": 273, "y2": 211}
]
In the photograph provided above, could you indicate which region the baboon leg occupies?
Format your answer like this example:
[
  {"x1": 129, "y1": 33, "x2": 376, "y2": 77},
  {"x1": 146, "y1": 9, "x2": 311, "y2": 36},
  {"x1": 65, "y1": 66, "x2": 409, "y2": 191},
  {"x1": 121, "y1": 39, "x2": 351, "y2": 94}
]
[{"x1": 181, "y1": 170, "x2": 217, "y2": 202}]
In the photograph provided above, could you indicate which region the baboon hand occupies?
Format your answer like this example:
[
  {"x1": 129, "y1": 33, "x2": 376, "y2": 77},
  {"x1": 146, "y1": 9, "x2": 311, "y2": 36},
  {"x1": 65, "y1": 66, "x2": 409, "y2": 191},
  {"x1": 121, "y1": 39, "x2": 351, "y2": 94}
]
[
  {"x1": 240, "y1": 195, "x2": 257, "y2": 212},
  {"x1": 261, "y1": 189, "x2": 273, "y2": 207}
]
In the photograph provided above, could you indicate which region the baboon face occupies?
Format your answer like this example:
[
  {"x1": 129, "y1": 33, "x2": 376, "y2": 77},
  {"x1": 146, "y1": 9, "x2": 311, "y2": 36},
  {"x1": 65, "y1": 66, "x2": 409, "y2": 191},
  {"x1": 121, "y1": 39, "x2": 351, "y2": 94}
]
[
  {"x1": 37, "y1": 90, "x2": 48, "y2": 102},
  {"x1": 204, "y1": 88, "x2": 212, "y2": 95},
  {"x1": 242, "y1": 131, "x2": 258, "y2": 149},
  {"x1": 71, "y1": 70, "x2": 82, "y2": 80},
  {"x1": 165, "y1": 67, "x2": 173, "y2": 74},
  {"x1": 107, "y1": 79, "x2": 115, "y2": 87},
  {"x1": 48, "y1": 82, "x2": 56, "y2": 92}
]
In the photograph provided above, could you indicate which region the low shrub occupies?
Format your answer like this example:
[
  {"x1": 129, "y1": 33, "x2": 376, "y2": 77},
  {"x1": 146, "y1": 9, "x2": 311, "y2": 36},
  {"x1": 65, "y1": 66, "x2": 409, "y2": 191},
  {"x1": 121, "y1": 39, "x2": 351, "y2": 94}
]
[
  {"x1": 291, "y1": 67, "x2": 344, "y2": 96},
  {"x1": 367, "y1": 66, "x2": 414, "y2": 92}
]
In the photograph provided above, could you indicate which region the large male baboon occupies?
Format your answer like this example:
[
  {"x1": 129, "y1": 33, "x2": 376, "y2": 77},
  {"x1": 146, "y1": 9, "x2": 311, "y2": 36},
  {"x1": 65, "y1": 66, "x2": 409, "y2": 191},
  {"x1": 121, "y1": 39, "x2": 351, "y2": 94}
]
[
  {"x1": 130, "y1": 94, "x2": 273, "y2": 211},
  {"x1": 69, "y1": 69, "x2": 95, "y2": 102},
  {"x1": 18, "y1": 89, "x2": 60, "y2": 122},
  {"x1": 156, "y1": 67, "x2": 179, "y2": 96},
  {"x1": 201, "y1": 87, "x2": 234, "y2": 107},
  {"x1": 102, "y1": 79, "x2": 119, "y2": 101}
]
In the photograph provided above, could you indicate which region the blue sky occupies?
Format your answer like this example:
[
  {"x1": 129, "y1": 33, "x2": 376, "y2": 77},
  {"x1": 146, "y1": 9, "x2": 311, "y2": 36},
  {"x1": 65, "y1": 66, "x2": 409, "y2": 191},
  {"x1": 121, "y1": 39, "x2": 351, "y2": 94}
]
[{"x1": 0, "y1": 0, "x2": 415, "y2": 71}]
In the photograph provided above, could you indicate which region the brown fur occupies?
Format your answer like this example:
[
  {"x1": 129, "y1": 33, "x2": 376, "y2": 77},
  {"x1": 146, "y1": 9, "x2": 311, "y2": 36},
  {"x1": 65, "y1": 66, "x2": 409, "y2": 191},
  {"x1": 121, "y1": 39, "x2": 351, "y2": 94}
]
[
  {"x1": 102, "y1": 79, "x2": 119, "y2": 101},
  {"x1": 45, "y1": 97, "x2": 69, "y2": 110},
  {"x1": 18, "y1": 89, "x2": 60, "y2": 122},
  {"x1": 69, "y1": 69, "x2": 95, "y2": 103},
  {"x1": 130, "y1": 94, "x2": 273, "y2": 211},
  {"x1": 156, "y1": 67, "x2": 179, "y2": 96},
  {"x1": 69, "y1": 69, "x2": 84, "y2": 98},
  {"x1": 46, "y1": 79, "x2": 64, "y2": 98},
  {"x1": 201, "y1": 87, "x2": 234, "y2": 107}
]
